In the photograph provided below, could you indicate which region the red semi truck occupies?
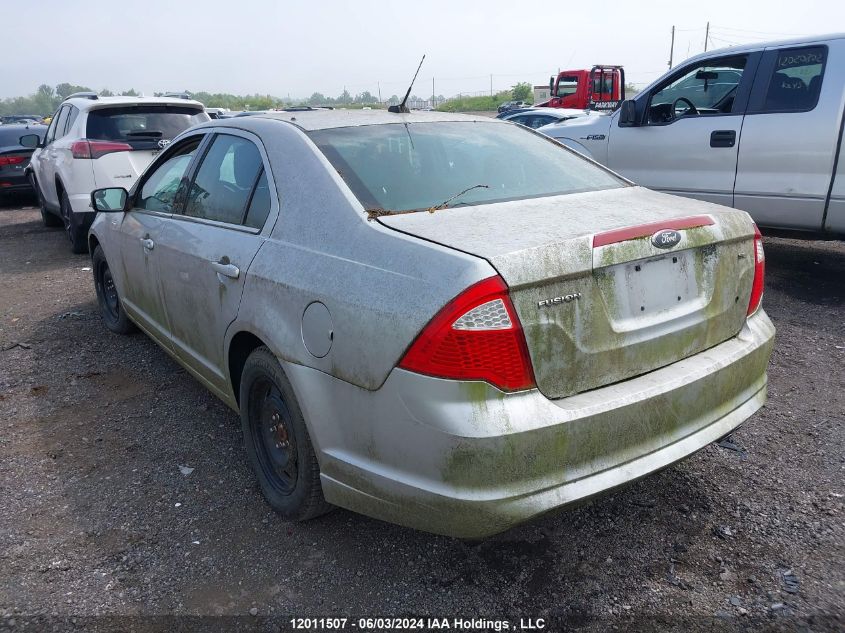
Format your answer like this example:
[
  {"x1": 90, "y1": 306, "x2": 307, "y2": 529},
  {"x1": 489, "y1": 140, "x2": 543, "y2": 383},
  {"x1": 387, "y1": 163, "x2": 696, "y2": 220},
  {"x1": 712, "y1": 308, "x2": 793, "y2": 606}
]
[{"x1": 538, "y1": 65, "x2": 626, "y2": 111}]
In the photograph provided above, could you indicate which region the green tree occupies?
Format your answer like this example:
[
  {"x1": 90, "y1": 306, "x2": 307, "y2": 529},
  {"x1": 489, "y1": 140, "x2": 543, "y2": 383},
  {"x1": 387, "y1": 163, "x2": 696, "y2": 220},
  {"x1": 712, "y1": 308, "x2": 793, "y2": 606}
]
[
  {"x1": 355, "y1": 91, "x2": 376, "y2": 104},
  {"x1": 336, "y1": 89, "x2": 352, "y2": 104},
  {"x1": 99, "y1": 88, "x2": 114, "y2": 97},
  {"x1": 55, "y1": 83, "x2": 92, "y2": 99},
  {"x1": 511, "y1": 82, "x2": 532, "y2": 102},
  {"x1": 34, "y1": 84, "x2": 58, "y2": 115},
  {"x1": 308, "y1": 92, "x2": 326, "y2": 105}
]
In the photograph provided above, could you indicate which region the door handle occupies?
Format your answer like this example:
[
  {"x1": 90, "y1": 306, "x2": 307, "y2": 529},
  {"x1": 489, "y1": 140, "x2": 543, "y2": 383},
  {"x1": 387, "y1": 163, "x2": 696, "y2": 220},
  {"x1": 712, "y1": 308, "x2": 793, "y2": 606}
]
[
  {"x1": 211, "y1": 260, "x2": 240, "y2": 280},
  {"x1": 140, "y1": 238, "x2": 155, "y2": 250},
  {"x1": 710, "y1": 130, "x2": 736, "y2": 148}
]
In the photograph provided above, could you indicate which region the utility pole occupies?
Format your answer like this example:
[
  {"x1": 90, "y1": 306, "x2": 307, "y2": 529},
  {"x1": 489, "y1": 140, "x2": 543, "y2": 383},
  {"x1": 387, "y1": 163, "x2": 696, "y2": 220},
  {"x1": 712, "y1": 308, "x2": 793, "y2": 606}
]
[
  {"x1": 378, "y1": 81, "x2": 382, "y2": 103},
  {"x1": 668, "y1": 25, "x2": 675, "y2": 68},
  {"x1": 432, "y1": 77, "x2": 435, "y2": 108},
  {"x1": 490, "y1": 74, "x2": 493, "y2": 97},
  {"x1": 704, "y1": 21, "x2": 710, "y2": 52}
]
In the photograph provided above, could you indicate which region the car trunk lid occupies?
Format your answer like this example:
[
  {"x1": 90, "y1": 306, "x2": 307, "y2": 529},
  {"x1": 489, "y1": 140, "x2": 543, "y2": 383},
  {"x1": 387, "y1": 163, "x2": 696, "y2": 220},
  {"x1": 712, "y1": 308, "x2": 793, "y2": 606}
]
[{"x1": 378, "y1": 186, "x2": 757, "y2": 399}]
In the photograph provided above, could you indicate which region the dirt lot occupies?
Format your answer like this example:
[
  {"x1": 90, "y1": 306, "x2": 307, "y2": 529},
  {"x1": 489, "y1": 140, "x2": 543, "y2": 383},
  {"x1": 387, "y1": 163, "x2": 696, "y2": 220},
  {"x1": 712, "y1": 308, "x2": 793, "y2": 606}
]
[{"x1": 0, "y1": 195, "x2": 843, "y2": 632}]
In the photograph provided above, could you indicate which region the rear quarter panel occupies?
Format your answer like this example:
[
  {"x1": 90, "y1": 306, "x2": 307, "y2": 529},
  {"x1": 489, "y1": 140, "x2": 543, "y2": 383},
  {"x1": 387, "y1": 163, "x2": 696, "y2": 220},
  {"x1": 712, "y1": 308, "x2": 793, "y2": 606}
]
[{"x1": 230, "y1": 120, "x2": 495, "y2": 391}]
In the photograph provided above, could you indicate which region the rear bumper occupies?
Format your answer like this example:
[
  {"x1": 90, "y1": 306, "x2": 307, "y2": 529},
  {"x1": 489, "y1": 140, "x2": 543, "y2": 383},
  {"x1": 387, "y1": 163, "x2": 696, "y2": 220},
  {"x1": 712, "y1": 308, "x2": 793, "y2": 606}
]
[
  {"x1": 286, "y1": 310, "x2": 775, "y2": 538},
  {"x1": 0, "y1": 171, "x2": 32, "y2": 192}
]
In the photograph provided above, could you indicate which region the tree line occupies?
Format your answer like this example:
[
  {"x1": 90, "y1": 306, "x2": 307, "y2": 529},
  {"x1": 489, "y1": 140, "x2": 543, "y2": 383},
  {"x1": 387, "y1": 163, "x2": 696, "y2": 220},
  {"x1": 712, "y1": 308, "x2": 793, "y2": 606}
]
[
  {"x1": 1, "y1": 82, "x2": 536, "y2": 117},
  {"x1": 0, "y1": 84, "x2": 292, "y2": 116}
]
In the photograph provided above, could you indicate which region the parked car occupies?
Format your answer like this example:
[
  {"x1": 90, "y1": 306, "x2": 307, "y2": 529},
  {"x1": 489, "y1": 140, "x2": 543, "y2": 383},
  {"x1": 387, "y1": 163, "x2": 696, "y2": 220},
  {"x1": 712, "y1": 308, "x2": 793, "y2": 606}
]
[
  {"x1": 87, "y1": 110, "x2": 774, "y2": 538},
  {"x1": 540, "y1": 33, "x2": 845, "y2": 237},
  {"x1": 1, "y1": 114, "x2": 44, "y2": 125},
  {"x1": 501, "y1": 107, "x2": 594, "y2": 129},
  {"x1": 494, "y1": 107, "x2": 532, "y2": 119},
  {"x1": 496, "y1": 100, "x2": 528, "y2": 113},
  {"x1": 0, "y1": 124, "x2": 46, "y2": 197},
  {"x1": 21, "y1": 92, "x2": 209, "y2": 252}
]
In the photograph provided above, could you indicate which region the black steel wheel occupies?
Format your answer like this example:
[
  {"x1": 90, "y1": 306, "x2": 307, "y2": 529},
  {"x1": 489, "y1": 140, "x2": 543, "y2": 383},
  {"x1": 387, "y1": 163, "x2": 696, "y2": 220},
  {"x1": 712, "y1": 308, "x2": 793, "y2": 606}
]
[
  {"x1": 92, "y1": 245, "x2": 135, "y2": 334},
  {"x1": 240, "y1": 346, "x2": 331, "y2": 520},
  {"x1": 250, "y1": 379, "x2": 299, "y2": 495}
]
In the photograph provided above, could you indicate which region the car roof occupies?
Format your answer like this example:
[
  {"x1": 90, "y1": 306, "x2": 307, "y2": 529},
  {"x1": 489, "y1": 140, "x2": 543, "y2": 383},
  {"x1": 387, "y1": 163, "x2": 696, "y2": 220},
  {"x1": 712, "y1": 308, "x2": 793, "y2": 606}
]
[
  {"x1": 212, "y1": 109, "x2": 494, "y2": 131},
  {"x1": 684, "y1": 32, "x2": 845, "y2": 64},
  {"x1": 505, "y1": 107, "x2": 587, "y2": 118},
  {"x1": 61, "y1": 95, "x2": 206, "y2": 110}
]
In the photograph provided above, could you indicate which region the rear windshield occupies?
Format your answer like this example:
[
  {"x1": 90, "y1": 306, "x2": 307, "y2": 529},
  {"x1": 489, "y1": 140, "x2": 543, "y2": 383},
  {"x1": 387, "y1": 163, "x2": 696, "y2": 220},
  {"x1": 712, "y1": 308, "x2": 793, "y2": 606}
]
[
  {"x1": 308, "y1": 121, "x2": 624, "y2": 213},
  {"x1": 86, "y1": 106, "x2": 208, "y2": 143}
]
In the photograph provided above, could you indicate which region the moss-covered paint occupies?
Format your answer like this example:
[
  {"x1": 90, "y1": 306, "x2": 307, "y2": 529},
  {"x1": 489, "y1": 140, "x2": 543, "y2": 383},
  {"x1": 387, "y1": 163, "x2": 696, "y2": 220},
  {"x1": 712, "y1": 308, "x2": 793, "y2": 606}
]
[
  {"x1": 322, "y1": 316, "x2": 771, "y2": 539},
  {"x1": 509, "y1": 222, "x2": 757, "y2": 399},
  {"x1": 440, "y1": 329, "x2": 773, "y2": 494}
]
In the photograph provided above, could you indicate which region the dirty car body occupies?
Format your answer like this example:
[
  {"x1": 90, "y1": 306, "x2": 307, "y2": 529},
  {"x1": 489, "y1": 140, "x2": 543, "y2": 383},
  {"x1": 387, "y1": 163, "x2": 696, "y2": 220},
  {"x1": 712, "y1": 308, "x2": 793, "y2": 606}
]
[{"x1": 88, "y1": 110, "x2": 774, "y2": 538}]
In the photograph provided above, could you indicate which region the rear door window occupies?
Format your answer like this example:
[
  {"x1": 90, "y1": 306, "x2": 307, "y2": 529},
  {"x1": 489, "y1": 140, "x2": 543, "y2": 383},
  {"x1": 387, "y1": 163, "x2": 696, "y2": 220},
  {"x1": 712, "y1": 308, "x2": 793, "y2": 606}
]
[
  {"x1": 44, "y1": 111, "x2": 61, "y2": 145},
  {"x1": 52, "y1": 106, "x2": 70, "y2": 142},
  {"x1": 86, "y1": 105, "x2": 208, "y2": 149},
  {"x1": 184, "y1": 134, "x2": 265, "y2": 225},
  {"x1": 64, "y1": 106, "x2": 80, "y2": 136},
  {"x1": 762, "y1": 46, "x2": 826, "y2": 112},
  {"x1": 244, "y1": 169, "x2": 271, "y2": 229}
]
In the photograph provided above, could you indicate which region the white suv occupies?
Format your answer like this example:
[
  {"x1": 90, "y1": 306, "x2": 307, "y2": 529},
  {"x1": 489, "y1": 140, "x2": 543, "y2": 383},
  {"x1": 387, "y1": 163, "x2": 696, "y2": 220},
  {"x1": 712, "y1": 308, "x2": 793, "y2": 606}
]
[{"x1": 22, "y1": 93, "x2": 208, "y2": 252}]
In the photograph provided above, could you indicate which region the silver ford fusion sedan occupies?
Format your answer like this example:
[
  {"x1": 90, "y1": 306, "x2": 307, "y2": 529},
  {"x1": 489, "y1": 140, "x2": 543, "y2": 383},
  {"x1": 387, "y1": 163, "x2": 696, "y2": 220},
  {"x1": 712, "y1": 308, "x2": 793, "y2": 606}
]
[{"x1": 88, "y1": 110, "x2": 774, "y2": 538}]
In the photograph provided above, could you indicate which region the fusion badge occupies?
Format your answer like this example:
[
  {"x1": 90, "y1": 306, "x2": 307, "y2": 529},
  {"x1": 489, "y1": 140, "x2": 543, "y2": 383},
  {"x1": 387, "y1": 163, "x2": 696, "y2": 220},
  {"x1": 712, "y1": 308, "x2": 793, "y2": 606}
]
[{"x1": 538, "y1": 293, "x2": 581, "y2": 308}]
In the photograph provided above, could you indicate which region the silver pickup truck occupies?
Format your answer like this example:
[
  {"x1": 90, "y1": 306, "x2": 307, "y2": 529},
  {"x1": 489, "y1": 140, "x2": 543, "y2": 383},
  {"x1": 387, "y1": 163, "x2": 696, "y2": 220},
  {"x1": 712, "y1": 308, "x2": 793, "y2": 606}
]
[{"x1": 541, "y1": 33, "x2": 845, "y2": 237}]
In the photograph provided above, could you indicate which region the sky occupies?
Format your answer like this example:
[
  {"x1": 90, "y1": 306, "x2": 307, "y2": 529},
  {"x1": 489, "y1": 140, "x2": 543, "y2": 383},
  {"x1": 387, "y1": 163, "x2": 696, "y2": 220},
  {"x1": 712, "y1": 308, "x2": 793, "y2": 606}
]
[{"x1": 3, "y1": 0, "x2": 844, "y2": 100}]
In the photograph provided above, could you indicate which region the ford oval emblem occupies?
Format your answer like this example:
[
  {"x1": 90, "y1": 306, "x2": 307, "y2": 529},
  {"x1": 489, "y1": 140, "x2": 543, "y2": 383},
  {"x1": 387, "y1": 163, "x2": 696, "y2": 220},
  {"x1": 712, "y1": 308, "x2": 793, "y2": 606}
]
[{"x1": 651, "y1": 229, "x2": 682, "y2": 249}]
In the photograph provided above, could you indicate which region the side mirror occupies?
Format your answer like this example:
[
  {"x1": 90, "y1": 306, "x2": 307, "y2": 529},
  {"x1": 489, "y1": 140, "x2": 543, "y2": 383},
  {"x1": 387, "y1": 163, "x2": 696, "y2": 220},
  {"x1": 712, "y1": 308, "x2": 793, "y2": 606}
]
[
  {"x1": 19, "y1": 134, "x2": 42, "y2": 149},
  {"x1": 91, "y1": 187, "x2": 128, "y2": 213},
  {"x1": 617, "y1": 100, "x2": 639, "y2": 127},
  {"x1": 549, "y1": 76, "x2": 555, "y2": 93}
]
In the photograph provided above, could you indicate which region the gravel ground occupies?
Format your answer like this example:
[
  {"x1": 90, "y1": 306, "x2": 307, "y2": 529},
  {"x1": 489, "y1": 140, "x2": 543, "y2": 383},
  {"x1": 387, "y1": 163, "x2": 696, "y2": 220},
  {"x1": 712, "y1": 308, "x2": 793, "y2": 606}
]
[{"x1": 0, "y1": 194, "x2": 843, "y2": 633}]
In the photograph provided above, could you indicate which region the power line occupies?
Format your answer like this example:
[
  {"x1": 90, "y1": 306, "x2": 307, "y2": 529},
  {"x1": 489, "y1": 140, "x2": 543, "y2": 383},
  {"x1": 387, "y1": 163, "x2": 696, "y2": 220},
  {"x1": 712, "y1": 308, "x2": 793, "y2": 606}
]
[
  {"x1": 708, "y1": 35, "x2": 744, "y2": 47},
  {"x1": 709, "y1": 25, "x2": 806, "y2": 37}
]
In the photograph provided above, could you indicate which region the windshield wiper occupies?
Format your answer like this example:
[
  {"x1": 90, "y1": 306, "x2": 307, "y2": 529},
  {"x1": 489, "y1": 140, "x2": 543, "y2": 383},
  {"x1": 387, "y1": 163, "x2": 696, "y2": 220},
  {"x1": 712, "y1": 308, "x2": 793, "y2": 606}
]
[
  {"x1": 427, "y1": 184, "x2": 489, "y2": 213},
  {"x1": 365, "y1": 184, "x2": 490, "y2": 221}
]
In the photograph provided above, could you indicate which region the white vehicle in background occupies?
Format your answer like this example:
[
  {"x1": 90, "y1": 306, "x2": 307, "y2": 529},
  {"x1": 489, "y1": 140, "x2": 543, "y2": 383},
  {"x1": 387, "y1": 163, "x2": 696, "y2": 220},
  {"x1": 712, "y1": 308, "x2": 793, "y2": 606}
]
[
  {"x1": 500, "y1": 107, "x2": 599, "y2": 129},
  {"x1": 539, "y1": 33, "x2": 845, "y2": 237},
  {"x1": 22, "y1": 93, "x2": 208, "y2": 252}
]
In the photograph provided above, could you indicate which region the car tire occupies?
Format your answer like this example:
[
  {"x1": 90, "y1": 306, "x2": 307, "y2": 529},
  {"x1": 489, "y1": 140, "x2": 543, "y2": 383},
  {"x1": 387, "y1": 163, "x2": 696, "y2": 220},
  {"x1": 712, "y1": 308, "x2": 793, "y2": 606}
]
[
  {"x1": 240, "y1": 346, "x2": 332, "y2": 521},
  {"x1": 92, "y1": 245, "x2": 135, "y2": 335},
  {"x1": 60, "y1": 189, "x2": 87, "y2": 254},
  {"x1": 31, "y1": 174, "x2": 62, "y2": 228}
]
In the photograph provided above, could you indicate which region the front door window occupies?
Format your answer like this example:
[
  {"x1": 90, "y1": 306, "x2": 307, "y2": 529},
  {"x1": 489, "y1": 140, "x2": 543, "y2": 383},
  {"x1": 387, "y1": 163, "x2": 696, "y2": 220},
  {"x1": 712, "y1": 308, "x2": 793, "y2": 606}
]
[
  {"x1": 136, "y1": 138, "x2": 202, "y2": 213},
  {"x1": 648, "y1": 56, "x2": 747, "y2": 124}
]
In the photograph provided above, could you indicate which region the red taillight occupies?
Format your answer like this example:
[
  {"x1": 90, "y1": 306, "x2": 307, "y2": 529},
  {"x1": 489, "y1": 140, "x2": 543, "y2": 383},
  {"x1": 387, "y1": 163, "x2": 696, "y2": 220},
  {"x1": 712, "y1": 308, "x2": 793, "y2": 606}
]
[
  {"x1": 398, "y1": 276, "x2": 536, "y2": 391},
  {"x1": 747, "y1": 224, "x2": 765, "y2": 316},
  {"x1": 71, "y1": 140, "x2": 132, "y2": 159},
  {"x1": 0, "y1": 155, "x2": 27, "y2": 167}
]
